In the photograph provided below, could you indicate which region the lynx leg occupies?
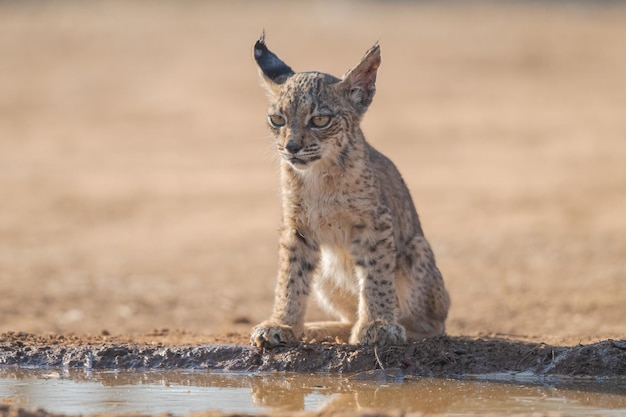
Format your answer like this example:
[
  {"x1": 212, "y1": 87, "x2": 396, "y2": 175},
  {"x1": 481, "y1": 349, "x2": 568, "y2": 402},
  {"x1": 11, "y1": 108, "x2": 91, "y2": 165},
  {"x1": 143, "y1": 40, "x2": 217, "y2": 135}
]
[
  {"x1": 350, "y1": 210, "x2": 407, "y2": 346},
  {"x1": 251, "y1": 227, "x2": 319, "y2": 348},
  {"x1": 397, "y1": 235, "x2": 449, "y2": 340},
  {"x1": 304, "y1": 322, "x2": 353, "y2": 344}
]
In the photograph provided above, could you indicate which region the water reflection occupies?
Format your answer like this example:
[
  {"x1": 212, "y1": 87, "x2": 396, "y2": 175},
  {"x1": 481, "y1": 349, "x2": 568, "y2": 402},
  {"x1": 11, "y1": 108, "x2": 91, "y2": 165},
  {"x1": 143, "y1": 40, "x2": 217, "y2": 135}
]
[{"x1": 0, "y1": 369, "x2": 624, "y2": 416}]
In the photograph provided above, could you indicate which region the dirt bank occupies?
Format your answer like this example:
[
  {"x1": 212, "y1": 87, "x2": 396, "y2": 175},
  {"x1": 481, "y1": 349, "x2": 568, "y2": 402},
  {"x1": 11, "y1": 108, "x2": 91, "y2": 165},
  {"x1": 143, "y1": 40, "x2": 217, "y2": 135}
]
[{"x1": 0, "y1": 333, "x2": 624, "y2": 378}]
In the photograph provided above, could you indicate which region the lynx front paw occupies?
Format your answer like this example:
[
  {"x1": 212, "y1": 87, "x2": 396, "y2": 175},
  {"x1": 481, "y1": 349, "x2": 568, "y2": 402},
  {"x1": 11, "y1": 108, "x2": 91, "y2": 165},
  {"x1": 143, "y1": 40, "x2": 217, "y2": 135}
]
[
  {"x1": 251, "y1": 322, "x2": 298, "y2": 348},
  {"x1": 351, "y1": 320, "x2": 407, "y2": 347}
]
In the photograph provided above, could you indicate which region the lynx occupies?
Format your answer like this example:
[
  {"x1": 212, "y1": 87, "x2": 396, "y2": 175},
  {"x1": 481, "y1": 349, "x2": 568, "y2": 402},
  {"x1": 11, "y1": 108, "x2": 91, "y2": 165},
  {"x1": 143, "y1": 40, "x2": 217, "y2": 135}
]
[{"x1": 251, "y1": 35, "x2": 449, "y2": 347}]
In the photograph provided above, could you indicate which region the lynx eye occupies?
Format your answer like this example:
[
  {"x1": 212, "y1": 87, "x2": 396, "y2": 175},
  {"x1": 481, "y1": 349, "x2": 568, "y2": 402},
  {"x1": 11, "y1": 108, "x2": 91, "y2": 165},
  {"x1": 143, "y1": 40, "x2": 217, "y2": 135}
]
[
  {"x1": 310, "y1": 115, "x2": 331, "y2": 128},
  {"x1": 268, "y1": 114, "x2": 286, "y2": 128}
]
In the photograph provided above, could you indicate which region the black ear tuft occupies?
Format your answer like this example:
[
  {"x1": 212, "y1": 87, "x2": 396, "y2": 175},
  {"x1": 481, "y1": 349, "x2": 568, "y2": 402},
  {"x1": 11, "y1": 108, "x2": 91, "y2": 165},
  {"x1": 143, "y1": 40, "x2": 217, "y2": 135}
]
[{"x1": 254, "y1": 32, "x2": 295, "y2": 85}]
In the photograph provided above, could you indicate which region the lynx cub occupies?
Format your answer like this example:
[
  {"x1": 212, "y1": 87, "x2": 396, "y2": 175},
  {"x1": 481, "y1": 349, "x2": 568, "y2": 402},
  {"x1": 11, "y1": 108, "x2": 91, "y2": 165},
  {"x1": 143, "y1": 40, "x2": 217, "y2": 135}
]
[{"x1": 251, "y1": 35, "x2": 449, "y2": 347}]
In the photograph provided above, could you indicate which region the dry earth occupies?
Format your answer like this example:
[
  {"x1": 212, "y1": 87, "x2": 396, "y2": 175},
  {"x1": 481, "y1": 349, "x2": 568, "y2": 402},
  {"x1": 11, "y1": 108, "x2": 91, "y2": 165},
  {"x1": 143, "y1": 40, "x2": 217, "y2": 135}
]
[{"x1": 0, "y1": 1, "x2": 625, "y2": 416}]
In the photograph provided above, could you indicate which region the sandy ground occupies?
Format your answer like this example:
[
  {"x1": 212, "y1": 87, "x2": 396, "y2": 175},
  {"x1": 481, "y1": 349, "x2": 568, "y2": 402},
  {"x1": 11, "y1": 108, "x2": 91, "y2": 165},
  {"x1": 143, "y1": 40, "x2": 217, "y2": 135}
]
[{"x1": 0, "y1": 1, "x2": 625, "y2": 415}]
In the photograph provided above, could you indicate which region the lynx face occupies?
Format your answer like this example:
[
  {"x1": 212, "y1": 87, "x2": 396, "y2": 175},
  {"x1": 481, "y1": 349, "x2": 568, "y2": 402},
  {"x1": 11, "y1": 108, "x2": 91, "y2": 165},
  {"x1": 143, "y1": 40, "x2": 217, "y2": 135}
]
[
  {"x1": 266, "y1": 73, "x2": 347, "y2": 171},
  {"x1": 255, "y1": 35, "x2": 379, "y2": 172}
]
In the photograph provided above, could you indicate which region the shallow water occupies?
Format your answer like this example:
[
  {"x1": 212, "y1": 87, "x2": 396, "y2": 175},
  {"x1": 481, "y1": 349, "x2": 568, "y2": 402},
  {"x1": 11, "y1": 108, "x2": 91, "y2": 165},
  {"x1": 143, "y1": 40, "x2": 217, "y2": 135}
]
[{"x1": 0, "y1": 369, "x2": 625, "y2": 416}]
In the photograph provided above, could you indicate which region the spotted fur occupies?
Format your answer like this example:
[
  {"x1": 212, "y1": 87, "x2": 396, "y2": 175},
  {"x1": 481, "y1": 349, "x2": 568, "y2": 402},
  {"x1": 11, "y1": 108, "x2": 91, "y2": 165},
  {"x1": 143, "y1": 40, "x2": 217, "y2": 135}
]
[{"x1": 251, "y1": 36, "x2": 449, "y2": 347}]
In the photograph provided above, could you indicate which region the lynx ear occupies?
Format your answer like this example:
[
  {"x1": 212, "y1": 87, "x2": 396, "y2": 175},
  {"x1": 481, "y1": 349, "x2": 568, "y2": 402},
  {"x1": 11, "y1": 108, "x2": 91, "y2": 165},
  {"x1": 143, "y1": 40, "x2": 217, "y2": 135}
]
[
  {"x1": 340, "y1": 43, "x2": 381, "y2": 114},
  {"x1": 254, "y1": 32, "x2": 295, "y2": 95}
]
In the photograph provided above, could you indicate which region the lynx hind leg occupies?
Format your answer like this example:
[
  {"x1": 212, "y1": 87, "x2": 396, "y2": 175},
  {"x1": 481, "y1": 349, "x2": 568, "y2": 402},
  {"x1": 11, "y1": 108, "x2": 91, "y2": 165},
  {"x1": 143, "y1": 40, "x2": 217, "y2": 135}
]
[
  {"x1": 303, "y1": 270, "x2": 358, "y2": 344},
  {"x1": 400, "y1": 236, "x2": 450, "y2": 340},
  {"x1": 304, "y1": 321, "x2": 353, "y2": 344}
]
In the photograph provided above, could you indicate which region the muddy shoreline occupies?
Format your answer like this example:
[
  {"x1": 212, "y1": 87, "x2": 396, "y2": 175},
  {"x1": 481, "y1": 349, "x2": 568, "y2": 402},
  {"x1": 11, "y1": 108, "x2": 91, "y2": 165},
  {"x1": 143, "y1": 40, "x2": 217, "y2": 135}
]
[{"x1": 1, "y1": 335, "x2": 624, "y2": 379}]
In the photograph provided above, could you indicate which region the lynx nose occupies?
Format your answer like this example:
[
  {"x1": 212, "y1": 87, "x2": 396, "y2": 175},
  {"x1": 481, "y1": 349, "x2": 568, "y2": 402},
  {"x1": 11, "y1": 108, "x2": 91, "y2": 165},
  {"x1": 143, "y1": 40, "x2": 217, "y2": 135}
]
[{"x1": 285, "y1": 140, "x2": 302, "y2": 154}]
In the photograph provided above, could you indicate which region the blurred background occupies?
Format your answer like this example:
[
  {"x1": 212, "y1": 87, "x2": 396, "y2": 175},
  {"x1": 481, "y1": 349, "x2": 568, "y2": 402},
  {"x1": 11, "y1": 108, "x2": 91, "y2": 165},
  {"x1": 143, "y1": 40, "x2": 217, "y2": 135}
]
[{"x1": 0, "y1": 1, "x2": 624, "y2": 342}]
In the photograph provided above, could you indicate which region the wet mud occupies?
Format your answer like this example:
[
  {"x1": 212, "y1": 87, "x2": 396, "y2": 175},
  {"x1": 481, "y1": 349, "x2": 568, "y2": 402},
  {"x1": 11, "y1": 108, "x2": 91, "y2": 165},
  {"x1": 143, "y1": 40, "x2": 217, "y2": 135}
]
[
  {"x1": 1, "y1": 334, "x2": 625, "y2": 417},
  {"x1": 1, "y1": 334, "x2": 624, "y2": 378}
]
